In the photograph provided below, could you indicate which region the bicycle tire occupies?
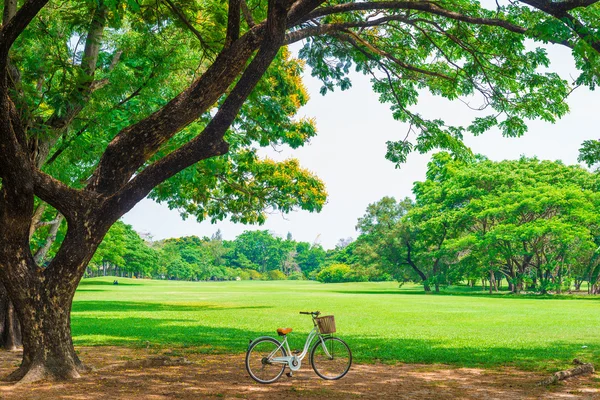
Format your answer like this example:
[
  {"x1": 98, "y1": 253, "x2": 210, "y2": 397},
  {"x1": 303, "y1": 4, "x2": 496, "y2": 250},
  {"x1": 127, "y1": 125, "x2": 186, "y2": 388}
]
[
  {"x1": 245, "y1": 337, "x2": 288, "y2": 384},
  {"x1": 310, "y1": 336, "x2": 352, "y2": 380}
]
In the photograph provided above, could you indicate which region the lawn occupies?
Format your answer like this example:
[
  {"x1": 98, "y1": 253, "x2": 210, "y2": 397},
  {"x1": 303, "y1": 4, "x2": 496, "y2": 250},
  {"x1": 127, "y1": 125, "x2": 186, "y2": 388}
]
[{"x1": 73, "y1": 278, "x2": 600, "y2": 371}]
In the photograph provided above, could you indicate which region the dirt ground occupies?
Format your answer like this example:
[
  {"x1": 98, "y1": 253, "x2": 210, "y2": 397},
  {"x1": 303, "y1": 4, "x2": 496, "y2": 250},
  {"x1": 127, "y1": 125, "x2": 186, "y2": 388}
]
[{"x1": 0, "y1": 347, "x2": 598, "y2": 399}]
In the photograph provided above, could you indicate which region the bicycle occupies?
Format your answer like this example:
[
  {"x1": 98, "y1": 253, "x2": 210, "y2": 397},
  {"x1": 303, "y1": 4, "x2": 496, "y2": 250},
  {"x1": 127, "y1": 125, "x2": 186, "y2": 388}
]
[{"x1": 245, "y1": 311, "x2": 352, "y2": 384}]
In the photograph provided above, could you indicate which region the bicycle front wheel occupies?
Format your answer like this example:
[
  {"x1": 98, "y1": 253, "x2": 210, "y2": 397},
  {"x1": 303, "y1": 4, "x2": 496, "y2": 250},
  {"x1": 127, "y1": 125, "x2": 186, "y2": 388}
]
[
  {"x1": 310, "y1": 336, "x2": 352, "y2": 380},
  {"x1": 245, "y1": 337, "x2": 287, "y2": 384}
]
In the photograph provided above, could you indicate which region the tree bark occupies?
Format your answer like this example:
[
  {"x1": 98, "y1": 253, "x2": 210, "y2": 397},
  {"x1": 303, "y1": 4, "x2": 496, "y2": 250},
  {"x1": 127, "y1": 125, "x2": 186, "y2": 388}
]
[
  {"x1": 405, "y1": 241, "x2": 430, "y2": 291},
  {"x1": 0, "y1": 284, "x2": 21, "y2": 351},
  {"x1": 6, "y1": 289, "x2": 83, "y2": 382}
]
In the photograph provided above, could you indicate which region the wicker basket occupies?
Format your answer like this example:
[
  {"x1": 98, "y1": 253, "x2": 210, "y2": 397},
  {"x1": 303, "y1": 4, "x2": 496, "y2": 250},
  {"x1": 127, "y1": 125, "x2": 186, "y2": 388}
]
[{"x1": 316, "y1": 315, "x2": 336, "y2": 334}]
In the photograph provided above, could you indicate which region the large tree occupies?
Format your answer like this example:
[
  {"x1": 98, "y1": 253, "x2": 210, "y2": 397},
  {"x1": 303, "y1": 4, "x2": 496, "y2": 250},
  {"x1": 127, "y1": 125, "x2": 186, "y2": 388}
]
[
  {"x1": 1, "y1": 0, "x2": 600, "y2": 383},
  {"x1": 356, "y1": 155, "x2": 600, "y2": 292}
]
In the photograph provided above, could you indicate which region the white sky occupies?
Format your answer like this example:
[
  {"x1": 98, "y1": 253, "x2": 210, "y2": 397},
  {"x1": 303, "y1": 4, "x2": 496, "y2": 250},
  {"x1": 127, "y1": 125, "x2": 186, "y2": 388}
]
[{"x1": 122, "y1": 41, "x2": 600, "y2": 249}]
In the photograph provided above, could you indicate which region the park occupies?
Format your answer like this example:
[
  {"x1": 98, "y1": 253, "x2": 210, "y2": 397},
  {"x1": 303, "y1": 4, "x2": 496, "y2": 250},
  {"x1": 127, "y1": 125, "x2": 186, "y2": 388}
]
[
  {"x1": 2, "y1": 278, "x2": 600, "y2": 398},
  {"x1": 2, "y1": 0, "x2": 600, "y2": 398}
]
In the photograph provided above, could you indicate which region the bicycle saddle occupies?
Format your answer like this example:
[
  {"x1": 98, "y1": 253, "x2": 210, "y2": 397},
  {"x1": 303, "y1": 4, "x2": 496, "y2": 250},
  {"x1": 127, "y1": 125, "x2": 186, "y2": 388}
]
[{"x1": 277, "y1": 327, "x2": 293, "y2": 336}]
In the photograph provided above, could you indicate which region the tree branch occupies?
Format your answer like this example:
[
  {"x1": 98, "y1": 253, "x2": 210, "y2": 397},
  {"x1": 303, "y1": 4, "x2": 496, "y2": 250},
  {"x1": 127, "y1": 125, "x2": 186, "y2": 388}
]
[
  {"x1": 33, "y1": 213, "x2": 63, "y2": 264},
  {"x1": 105, "y1": 0, "x2": 293, "y2": 218},
  {"x1": 86, "y1": 27, "x2": 268, "y2": 195},
  {"x1": 518, "y1": 0, "x2": 600, "y2": 13},
  {"x1": 2, "y1": 0, "x2": 17, "y2": 24},
  {"x1": 32, "y1": 2, "x2": 109, "y2": 168},
  {"x1": 86, "y1": 0, "x2": 326, "y2": 197},
  {"x1": 225, "y1": 0, "x2": 242, "y2": 47},
  {"x1": 29, "y1": 202, "x2": 46, "y2": 238},
  {"x1": 32, "y1": 170, "x2": 86, "y2": 222},
  {"x1": 0, "y1": 0, "x2": 49, "y2": 64},
  {"x1": 518, "y1": 0, "x2": 600, "y2": 53},
  {"x1": 241, "y1": 0, "x2": 256, "y2": 27},
  {"x1": 295, "y1": 2, "x2": 526, "y2": 34},
  {"x1": 163, "y1": 0, "x2": 210, "y2": 49},
  {"x1": 45, "y1": 71, "x2": 156, "y2": 167}
]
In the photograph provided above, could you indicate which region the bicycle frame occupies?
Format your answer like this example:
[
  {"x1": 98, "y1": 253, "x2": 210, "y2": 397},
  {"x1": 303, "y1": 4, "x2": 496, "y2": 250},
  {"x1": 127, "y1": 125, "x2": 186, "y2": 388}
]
[{"x1": 252, "y1": 326, "x2": 333, "y2": 369}]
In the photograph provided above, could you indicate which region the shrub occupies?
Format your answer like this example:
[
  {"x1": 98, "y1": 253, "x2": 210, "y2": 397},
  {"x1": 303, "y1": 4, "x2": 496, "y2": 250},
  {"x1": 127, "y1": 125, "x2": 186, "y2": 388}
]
[
  {"x1": 248, "y1": 270, "x2": 263, "y2": 280},
  {"x1": 236, "y1": 269, "x2": 251, "y2": 280},
  {"x1": 316, "y1": 264, "x2": 352, "y2": 283},
  {"x1": 268, "y1": 270, "x2": 287, "y2": 280},
  {"x1": 288, "y1": 271, "x2": 305, "y2": 280}
]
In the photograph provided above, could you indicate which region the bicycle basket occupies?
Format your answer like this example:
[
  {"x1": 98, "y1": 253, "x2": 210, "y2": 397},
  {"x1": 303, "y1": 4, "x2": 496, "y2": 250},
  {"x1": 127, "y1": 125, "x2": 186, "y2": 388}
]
[{"x1": 316, "y1": 315, "x2": 336, "y2": 334}]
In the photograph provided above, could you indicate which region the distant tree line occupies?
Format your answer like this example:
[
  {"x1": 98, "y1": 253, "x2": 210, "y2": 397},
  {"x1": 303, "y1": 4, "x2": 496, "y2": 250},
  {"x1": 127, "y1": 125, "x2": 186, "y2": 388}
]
[
  {"x1": 349, "y1": 154, "x2": 600, "y2": 294},
  {"x1": 82, "y1": 226, "x2": 332, "y2": 281},
  {"x1": 78, "y1": 153, "x2": 600, "y2": 293}
]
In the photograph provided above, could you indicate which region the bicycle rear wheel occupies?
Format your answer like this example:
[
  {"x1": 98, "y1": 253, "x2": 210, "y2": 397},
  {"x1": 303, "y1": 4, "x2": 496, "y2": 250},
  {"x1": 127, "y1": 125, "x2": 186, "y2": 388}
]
[
  {"x1": 310, "y1": 336, "x2": 352, "y2": 380},
  {"x1": 245, "y1": 337, "x2": 287, "y2": 384}
]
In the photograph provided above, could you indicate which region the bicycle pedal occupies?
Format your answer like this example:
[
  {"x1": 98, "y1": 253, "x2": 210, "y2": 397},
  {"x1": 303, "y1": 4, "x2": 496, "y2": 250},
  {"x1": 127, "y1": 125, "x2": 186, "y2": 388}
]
[
  {"x1": 286, "y1": 372, "x2": 293, "y2": 378},
  {"x1": 292, "y1": 349, "x2": 301, "y2": 354}
]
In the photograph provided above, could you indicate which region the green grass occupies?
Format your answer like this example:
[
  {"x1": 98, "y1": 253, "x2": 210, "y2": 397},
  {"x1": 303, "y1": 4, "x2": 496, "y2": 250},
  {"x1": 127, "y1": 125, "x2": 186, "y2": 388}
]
[{"x1": 73, "y1": 277, "x2": 600, "y2": 371}]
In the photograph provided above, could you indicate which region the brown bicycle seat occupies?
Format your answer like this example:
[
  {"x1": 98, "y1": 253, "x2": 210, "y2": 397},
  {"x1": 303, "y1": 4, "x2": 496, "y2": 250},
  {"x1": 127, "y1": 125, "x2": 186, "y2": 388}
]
[{"x1": 277, "y1": 327, "x2": 293, "y2": 336}]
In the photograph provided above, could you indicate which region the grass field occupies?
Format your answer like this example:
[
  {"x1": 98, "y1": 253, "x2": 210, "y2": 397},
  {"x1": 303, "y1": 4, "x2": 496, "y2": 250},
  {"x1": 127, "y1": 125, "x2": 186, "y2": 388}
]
[{"x1": 73, "y1": 277, "x2": 600, "y2": 371}]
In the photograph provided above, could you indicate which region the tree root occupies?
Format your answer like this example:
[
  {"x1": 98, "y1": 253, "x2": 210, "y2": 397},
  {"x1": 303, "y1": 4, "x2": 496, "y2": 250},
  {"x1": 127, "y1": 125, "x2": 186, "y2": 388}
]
[
  {"x1": 3, "y1": 365, "x2": 28, "y2": 383},
  {"x1": 538, "y1": 359, "x2": 595, "y2": 386},
  {"x1": 3, "y1": 356, "x2": 83, "y2": 384}
]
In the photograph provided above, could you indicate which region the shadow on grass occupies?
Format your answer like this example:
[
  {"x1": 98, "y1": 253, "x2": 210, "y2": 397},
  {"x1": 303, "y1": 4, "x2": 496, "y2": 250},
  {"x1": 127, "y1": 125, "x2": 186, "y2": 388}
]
[
  {"x1": 345, "y1": 336, "x2": 598, "y2": 371},
  {"x1": 78, "y1": 280, "x2": 143, "y2": 286},
  {"x1": 334, "y1": 289, "x2": 600, "y2": 301},
  {"x1": 71, "y1": 301, "x2": 597, "y2": 371},
  {"x1": 72, "y1": 301, "x2": 273, "y2": 313}
]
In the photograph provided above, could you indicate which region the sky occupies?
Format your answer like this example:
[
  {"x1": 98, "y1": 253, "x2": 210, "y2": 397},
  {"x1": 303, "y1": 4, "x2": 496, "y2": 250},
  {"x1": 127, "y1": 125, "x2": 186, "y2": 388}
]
[{"x1": 122, "y1": 41, "x2": 600, "y2": 249}]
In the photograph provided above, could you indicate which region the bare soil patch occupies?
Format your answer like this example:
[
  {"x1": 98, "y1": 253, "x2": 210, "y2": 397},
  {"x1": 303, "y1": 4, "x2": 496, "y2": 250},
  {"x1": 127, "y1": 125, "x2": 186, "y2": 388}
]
[{"x1": 0, "y1": 347, "x2": 598, "y2": 399}]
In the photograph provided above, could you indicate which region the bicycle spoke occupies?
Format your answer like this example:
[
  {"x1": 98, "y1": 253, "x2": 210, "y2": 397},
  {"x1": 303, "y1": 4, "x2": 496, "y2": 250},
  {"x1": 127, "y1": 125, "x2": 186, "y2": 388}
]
[
  {"x1": 311, "y1": 337, "x2": 352, "y2": 380},
  {"x1": 245, "y1": 338, "x2": 287, "y2": 384}
]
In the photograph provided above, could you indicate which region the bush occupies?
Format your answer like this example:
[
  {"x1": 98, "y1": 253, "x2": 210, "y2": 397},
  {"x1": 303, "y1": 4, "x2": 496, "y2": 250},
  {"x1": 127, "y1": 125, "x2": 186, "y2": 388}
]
[
  {"x1": 248, "y1": 270, "x2": 263, "y2": 280},
  {"x1": 316, "y1": 264, "x2": 353, "y2": 283},
  {"x1": 268, "y1": 270, "x2": 287, "y2": 280},
  {"x1": 287, "y1": 271, "x2": 305, "y2": 280},
  {"x1": 236, "y1": 269, "x2": 251, "y2": 280}
]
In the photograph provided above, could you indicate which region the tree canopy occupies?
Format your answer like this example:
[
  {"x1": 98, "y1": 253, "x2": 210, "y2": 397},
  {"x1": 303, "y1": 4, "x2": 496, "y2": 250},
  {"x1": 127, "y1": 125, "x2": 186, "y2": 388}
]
[{"x1": 354, "y1": 154, "x2": 600, "y2": 293}]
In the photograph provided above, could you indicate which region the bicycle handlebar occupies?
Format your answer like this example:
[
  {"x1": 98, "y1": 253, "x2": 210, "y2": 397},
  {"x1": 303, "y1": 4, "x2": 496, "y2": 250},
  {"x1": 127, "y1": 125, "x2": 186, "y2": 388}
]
[{"x1": 299, "y1": 311, "x2": 321, "y2": 316}]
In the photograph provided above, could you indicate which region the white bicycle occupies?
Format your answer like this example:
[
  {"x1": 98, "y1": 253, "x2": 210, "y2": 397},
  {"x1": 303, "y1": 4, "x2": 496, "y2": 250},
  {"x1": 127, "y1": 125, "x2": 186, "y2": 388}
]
[{"x1": 245, "y1": 311, "x2": 352, "y2": 384}]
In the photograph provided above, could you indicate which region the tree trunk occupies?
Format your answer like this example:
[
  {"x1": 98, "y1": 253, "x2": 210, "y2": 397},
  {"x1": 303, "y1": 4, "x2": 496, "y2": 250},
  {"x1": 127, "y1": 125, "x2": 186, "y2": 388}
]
[
  {"x1": 7, "y1": 291, "x2": 84, "y2": 383},
  {"x1": 432, "y1": 261, "x2": 440, "y2": 293},
  {"x1": 406, "y1": 260, "x2": 430, "y2": 292},
  {"x1": 0, "y1": 284, "x2": 21, "y2": 351}
]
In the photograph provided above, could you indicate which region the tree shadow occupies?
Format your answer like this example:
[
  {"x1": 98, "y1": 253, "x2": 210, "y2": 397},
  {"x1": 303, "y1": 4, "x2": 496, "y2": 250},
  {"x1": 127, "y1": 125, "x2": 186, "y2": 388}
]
[
  {"x1": 345, "y1": 336, "x2": 598, "y2": 371},
  {"x1": 72, "y1": 301, "x2": 273, "y2": 313},
  {"x1": 70, "y1": 301, "x2": 597, "y2": 371},
  {"x1": 78, "y1": 280, "x2": 143, "y2": 287},
  {"x1": 333, "y1": 289, "x2": 600, "y2": 302}
]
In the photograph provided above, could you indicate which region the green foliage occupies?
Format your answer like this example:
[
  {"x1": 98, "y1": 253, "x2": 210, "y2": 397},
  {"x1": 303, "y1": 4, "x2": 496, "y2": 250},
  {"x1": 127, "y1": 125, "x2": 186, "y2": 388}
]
[
  {"x1": 287, "y1": 271, "x2": 305, "y2": 280},
  {"x1": 91, "y1": 227, "x2": 330, "y2": 281},
  {"x1": 298, "y1": 1, "x2": 578, "y2": 166},
  {"x1": 226, "y1": 230, "x2": 285, "y2": 273},
  {"x1": 19, "y1": 2, "x2": 326, "y2": 224},
  {"x1": 316, "y1": 263, "x2": 353, "y2": 283},
  {"x1": 267, "y1": 270, "x2": 287, "y2": 280},
  {"x1": 578, "y1": 140, "x2": 600, "y2": 170},
  {"x1": 354, "y1": 153, "x2": 600, "y2": 293},
  {"x1": 295, "y1": 242, "x2": 326, "y2": 274}
]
